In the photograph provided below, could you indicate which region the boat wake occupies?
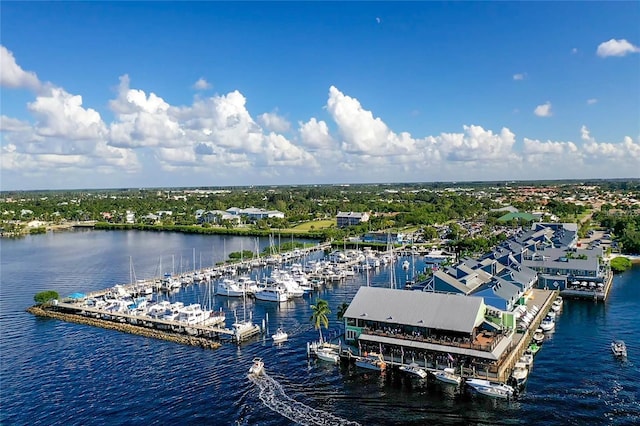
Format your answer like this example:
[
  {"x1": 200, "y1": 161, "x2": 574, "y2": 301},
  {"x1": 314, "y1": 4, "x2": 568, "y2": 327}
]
[{"x1": 249, "y1": 373, "x2": 360, "y2": 426}]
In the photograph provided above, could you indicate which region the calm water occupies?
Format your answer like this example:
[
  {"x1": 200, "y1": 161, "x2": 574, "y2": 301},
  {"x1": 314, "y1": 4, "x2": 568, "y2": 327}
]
[{"x1": 1, "y1": 230, "x2": 639, "y2": 425}]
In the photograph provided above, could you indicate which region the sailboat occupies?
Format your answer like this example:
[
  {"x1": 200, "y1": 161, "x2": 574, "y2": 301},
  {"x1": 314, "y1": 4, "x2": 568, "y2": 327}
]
[{"x1": 231, "y1": 282, "x2": 260, "y2": 343}]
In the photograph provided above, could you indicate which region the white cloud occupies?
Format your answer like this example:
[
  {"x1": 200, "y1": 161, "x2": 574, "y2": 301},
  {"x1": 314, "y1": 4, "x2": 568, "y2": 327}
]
[
  {"x1": 0, "y1": 45, "x2": 41, "y2": 90},
  {"x1": 586, "y1": 98, "x2": 597, "y2": 105},
  {"x1": 596, "y1": 38, "x2": 640, "y2": 57},
  {"x1": 109, "y1": 75, "x2": 184, "y2": 148},
  {"x1": 571, "y1": 48, "x2": 578, "y2": 55},
  {"x1": 258, "y1": 111, "x2": 291, "y2": 133},
  {"x1": 513, "y1": 73, "x2": 525, "y2": 81},
  {"x1": 534, "y1": 102, "x2": 552, "y2": 117},
  {"x1": 298, "y1": 118, "x2": 335, "y2": 151},
  {"x1": 192, "y1": 78, "x2": 212, "y2": 90}
]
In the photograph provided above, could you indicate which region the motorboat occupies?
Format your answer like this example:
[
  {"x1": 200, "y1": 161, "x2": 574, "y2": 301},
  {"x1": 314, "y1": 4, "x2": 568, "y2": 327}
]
[
  {"x1": 611, "y1": 340, "x2": 627, "y2": 358},
  {"x1": 216, "y1": 278, "x2": 246, "y2": 297},
  {"x1": 527, "y1": 343, "x2": 541, "y2": 356},
  {"x1": 519, "y1": 353, "x2": 534, "y2": 369},
  {"x1": 466, "y1": 378, "x2": 514, "y2": 399},
  {"x1": 355, "y1": 352, "x2": 386, "y2": 372},
  {"x1": 532, "y1": 328, "x2": 545, "y2": 344},
  {"x1": 540, "y1": 316, "x2": 555, "y2": 332},
  {"x1": 316, "y1": 347, "x2": 341, "y2": 364},
  {"x1": 510, "y1": 362, "x2": 529, "y2": 387},
  {"x1": 473, "y1": 384, "x2": 513, "y2": 400},
  {"x1": 254, "y1": 283, "x2": 289, "y2": 302},
  {"x1": 271, "y1": 328, "x2": 288, "y2": 343},
  {"x1": 432, "y1": 367, "x2": 462, "y2": 385},
  {"x1": 399, "y1": 363, "x2": 428, "y2": 379},
  {"x1": 249, "y1": 357, "x2": 264, "y2": 375}
]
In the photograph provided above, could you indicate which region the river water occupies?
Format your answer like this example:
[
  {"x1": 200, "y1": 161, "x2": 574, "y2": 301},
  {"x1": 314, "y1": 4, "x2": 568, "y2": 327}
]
[{"x1": 1, "y1": 230, "x2": 638, "y2": 425}]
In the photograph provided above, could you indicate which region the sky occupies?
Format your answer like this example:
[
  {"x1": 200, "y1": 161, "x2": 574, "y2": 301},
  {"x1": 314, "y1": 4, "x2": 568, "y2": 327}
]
[{"x1": 1, "y1": 2, "x2": 639, "y2": 191}]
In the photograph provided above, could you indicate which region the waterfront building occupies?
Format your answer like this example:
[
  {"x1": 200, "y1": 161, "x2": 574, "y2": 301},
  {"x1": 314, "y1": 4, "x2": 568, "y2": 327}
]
[
  {"x1": 343, "y1": 287, "x2": 515, "y2": 378},
  {"x1": 362, "y1": 231, "x2": 404, "y2": 244}
]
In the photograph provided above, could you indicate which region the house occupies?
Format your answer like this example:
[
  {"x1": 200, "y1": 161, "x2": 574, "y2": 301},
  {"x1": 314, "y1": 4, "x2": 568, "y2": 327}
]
[
  {"x1": 199, "y1": 210, "x2": 241, "y2": 225},
  {"x1": 336, "y1": 211, "x2": 370, "y2": 228},
  {"x1": 225, "y1": 207, "x2": 285, "y2": 222}
]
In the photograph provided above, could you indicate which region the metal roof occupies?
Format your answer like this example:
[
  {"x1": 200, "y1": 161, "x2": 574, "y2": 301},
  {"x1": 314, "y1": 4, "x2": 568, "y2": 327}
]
[{"x1": 343, "y1": 287, "x2": 485, "y2": 334}]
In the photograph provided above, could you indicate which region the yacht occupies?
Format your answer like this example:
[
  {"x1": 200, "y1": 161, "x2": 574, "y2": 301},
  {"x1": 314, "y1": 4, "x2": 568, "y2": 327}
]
[
  {"x1": 216, "y1": 278, "x2": 246, "y2": 297},
  {"x1": 254, "y1": 283, "x2": 289, "y2": 302},
  {"x1": 316, "y1": 347, "x2": 341, "y2": 364},
  {"x1": 432, "y1": 367, "x2": 462, "y2": 385},
  {"x1": 611, "y1": 340, "x2": 627, "y2": 358}
]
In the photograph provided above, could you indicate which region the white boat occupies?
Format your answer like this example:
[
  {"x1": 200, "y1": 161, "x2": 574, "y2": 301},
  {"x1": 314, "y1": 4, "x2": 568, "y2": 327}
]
[
  {"x1": 611, "y1": 340, "x2": 627, "y2": 358},
  {"x1": 432, "y1": 367, "x2": 462, "y2": 385},
  {"x1": 355, "y1": 352, "x2": 386, "y2": 371},
  {"x1": 520, "y1": 353, "x2": 534, "y2": 369},
  {"x1": 532, "y1": 329, "x2": 545, "y2": 344},
  {"x1": 254, "y1": 283, "x2": 289, "y2": 302},
  {"x1": 316, "y1": 347, "x2": 340, "y2": 364},
  {"x1": 399, "y1": 363, "x2": 428, "y2": 379},
  {"x1": 510, "y1": 362, "x2": 529, "y2": 387},
  {"x1": 466, "y1": 378, "x2": 514, "y2": 399},
  {"x1": 249, "y1": 357, "x2": 264, "y2": 375},
  {"x1": 402, "y1": 260, "x2": 410, "y2": 269},
  {"x1": 473, "y1": 385, "x2": 513, "y2": 399},
  {"x1": 271, "y1": 328, "x2": 288, "y2": 343},
  {"x1": 216, "y1": 278, "x2": 246, "y2": 297},
  {"x1": 540, "y1": 316, "x2": 555, "y2": 331}
]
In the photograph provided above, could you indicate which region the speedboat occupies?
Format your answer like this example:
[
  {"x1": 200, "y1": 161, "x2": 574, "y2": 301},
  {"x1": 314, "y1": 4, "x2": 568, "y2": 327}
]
[
  {"x1": 399, "y1": 363, "x2": 428, "y2": 379},
  {"x1": 532, "y1": 328, "x2": 545, "y2": 344},
  {"x1": 466, "y1": 378, "x2": 514, "y2": 399},
  {"x1": 316, "y1": 347, "x2": 340, "y2": 364},
  {"x1": 355, "y1": 352, "x2": 386, "y2": 372},
  {"x1": 611, "y1": 340, "x2": 627, "y2": 358},
  {"x1": 520, "y1": 353, "x2": 534, "y2": 369},
  {"x1": 540, "y1": 316, "x2": 555, "y2": 332},
  {"x1": 432, "y1": 367, "x2": 462, "y2": 385},
  {"x1": 271, "y1": 328, "x2": 288, "y2": 343},
  {"x1": 527, "y1": 342, "x2": 541, "y2": 355},
  {"x1": 248, "y1": 357, "x2": 264, "y2": 375},
  {"x1": 510, "y1": 362, "x2": 529, "y2": 387}
]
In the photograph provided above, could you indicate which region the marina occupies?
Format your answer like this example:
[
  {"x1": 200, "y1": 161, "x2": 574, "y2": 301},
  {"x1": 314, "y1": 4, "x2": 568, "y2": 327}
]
[{"x1": 5, "y1": 230, "x2": 639, "y2": 425}]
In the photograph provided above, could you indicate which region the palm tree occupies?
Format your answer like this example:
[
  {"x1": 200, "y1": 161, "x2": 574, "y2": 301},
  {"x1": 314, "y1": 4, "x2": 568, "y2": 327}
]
[
  {"x1": 310, "y1": 298, "x2": 331, "y2": 343},
  {"x1": 337, "y1": 302, "x2": 349, "y2": 321}
]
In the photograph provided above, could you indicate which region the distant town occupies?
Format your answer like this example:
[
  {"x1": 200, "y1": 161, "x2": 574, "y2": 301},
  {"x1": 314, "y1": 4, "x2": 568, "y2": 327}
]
[{"x1": 2, "y1": 180, "x2": 639, "y2": 261}]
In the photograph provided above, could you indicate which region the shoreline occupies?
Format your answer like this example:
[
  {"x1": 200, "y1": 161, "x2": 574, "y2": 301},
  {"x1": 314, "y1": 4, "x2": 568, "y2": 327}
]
[{"x1": 26, "y1": 305, "x2": 222, "y2": 350}]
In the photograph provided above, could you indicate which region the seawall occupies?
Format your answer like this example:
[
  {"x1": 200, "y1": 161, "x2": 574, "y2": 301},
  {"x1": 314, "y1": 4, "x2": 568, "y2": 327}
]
[{"x1": 26, "y1": 305, "x2": 222, "y2": 350}]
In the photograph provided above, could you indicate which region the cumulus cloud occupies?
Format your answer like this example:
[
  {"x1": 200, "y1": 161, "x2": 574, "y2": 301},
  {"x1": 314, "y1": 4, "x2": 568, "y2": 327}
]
[
  {"x1": 513, "y1": 73, "x2": 525, "y2": 81},
  {"x1": 534, "y1": 102, "x2": 552, "y2": 117},
  {"x1": 586, "y1": 98, "x2": 597, "y2": 105},
  {"x1": 0, "y1": 45, "x2": 41, "y2": 90},
  {"x1": 258, "y1": 111, "x2": 291, "y2": 133},
  {"x1": 298, "y1": 118, "x2": 335, "y2": 151},
  {"x1": 596, "y1": 38, "x2": 640, "y2": 58},
  {"x1": 192, "y1": 78, "x2": 212, "y2": 90},
  {"x1": 597, "y1": 39, "x2": 640, "y2": 57}
]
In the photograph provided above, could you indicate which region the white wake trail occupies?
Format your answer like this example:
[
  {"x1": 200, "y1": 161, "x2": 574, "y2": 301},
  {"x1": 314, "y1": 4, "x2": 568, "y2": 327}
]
[{"x1": 249, "y1": 373, "x2": 360, "y2": 426}]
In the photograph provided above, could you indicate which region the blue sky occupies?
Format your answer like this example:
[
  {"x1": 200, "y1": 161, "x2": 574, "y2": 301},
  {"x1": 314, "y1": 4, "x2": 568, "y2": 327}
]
[{"x1": 1, "y1": 2, "x2": 639, "y2": 190}]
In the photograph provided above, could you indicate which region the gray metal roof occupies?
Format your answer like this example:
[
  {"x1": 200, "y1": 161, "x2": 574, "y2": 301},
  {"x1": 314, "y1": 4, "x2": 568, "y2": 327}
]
[{"x1": 343, "y1": 287, "x2": 485, "y2": 334}]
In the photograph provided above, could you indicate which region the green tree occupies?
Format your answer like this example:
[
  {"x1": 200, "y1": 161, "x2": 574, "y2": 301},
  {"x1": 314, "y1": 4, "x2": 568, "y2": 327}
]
[
  {"x1": 310, "y1": 298, "x2": 331, "y2": 343},
  {"x1": 34, "y1": 290, "x2": 59, "y2": 305},
  {"x1": 337, "y1": 302, "x2": 349, "y2": 321}
]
